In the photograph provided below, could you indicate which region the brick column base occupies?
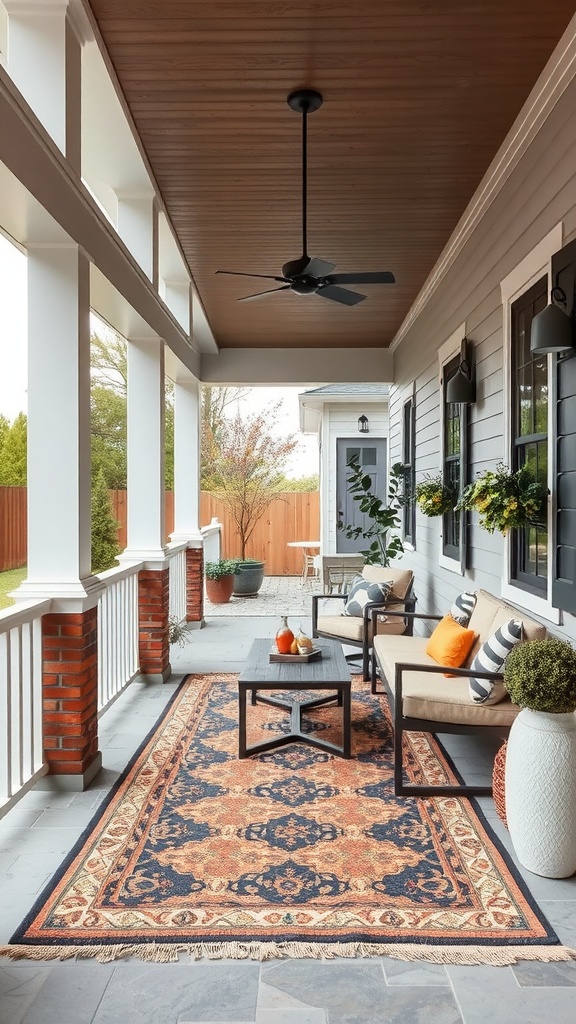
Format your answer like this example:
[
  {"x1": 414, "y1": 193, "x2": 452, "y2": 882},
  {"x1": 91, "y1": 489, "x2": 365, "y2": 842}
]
[
  {"x1": 138, "y1": 567, "x2": 171, "y2": 681},
  {"x1": 41, "y1": 607, "x2": 102, "y2": 789},
  {"x1": 186, "y1": 546, "x2": 204, "y2": 625}
]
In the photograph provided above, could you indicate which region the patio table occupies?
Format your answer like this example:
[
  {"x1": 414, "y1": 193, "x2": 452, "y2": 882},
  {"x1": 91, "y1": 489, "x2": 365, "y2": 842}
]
[{"x1": 237, "y1": 637, "x2": 351, "y2": 759}]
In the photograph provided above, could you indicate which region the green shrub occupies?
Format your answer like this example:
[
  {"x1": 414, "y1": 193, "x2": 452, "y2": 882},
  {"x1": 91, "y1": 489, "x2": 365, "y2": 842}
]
[
  {"x1": 205, "y1": 558, "x2": 240, "y2": 580},
  {"x1": 504, "y1": 638, "x2": 576, "y2": 713}
]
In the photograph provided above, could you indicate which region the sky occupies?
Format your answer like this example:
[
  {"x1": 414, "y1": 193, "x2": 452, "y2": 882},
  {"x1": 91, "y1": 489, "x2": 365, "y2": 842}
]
[{"x1": 0, "y1": 233, "x2": 319, "y2": 477}]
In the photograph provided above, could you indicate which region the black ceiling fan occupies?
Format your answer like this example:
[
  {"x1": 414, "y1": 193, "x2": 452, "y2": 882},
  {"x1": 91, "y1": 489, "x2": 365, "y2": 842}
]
[{"x1": 215, "y1": 89, "x2": 395, "y2": 305}]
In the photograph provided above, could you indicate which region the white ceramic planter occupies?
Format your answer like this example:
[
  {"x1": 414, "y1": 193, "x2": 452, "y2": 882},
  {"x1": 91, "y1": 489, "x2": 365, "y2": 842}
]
[{"x1": 505, "y1": 708, "x2": 576, "y2": 878}]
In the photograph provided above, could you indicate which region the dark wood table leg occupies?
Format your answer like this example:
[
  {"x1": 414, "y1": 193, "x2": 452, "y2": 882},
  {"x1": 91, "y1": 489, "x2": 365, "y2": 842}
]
[{"x1": 238, "y1": 683, "x2": 247, "y2": 758}]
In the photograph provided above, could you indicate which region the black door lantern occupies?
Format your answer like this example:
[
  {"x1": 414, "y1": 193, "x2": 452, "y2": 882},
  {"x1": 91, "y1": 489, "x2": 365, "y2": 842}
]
[{"x1": 358, "y1": 414, "x2": 369, "y2": 433}]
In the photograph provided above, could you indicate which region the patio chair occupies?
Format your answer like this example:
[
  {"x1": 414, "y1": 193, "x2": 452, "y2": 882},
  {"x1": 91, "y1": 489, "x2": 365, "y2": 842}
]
[{"x1": 311, "y1": 565, "x2": 416, "y2": 681}]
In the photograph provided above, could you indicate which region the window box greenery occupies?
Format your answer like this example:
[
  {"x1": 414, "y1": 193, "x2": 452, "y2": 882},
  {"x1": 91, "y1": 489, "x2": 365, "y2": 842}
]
[
  {"x1": 414, "y1": 474, "x2": 456, "y2": 517},
  {"x1": 456, "y1": 462, "x2": 546, "y2": 534}
]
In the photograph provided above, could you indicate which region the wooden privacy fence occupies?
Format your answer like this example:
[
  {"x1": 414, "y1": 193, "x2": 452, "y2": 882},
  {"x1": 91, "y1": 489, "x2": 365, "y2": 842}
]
[
  {"x1": 1, "y1": 487, "x2": 320, "y2": 577},
  {"x1": 0, "y1": 487, "x2": 27, "y2": 571}
]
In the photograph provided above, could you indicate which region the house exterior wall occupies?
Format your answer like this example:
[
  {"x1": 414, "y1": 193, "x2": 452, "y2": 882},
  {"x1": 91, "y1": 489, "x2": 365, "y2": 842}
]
[
  {"x1": 390, "y1": 74, "x2": 576, "y2": 640},
  {"x1": 321, "y1": 402, "x2": 390, "y2": 552}
]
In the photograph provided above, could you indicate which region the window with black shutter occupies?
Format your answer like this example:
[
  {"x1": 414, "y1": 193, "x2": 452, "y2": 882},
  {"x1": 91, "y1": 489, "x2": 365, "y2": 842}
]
[
  {"x1": 402, "y1": 395, "x2": 415, "y2": 546},
  {"x1": 510, "y1": 278, "x2": 548, "y2": 595},
  {"x1": 442, "y1": 355, "x2": 462, "y2": 562}
]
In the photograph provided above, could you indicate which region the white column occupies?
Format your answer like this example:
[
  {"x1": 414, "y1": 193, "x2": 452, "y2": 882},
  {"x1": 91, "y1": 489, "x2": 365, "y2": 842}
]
[
  {"x1": 123, "y1": 337, "x2": 167, "y2": 561},
  {"x1": 5, "y1": 0, "x2": 83, "y2": 169},
  {"x1": 16, "y1": 244, "x2": 98, "y2": 603},
  {"x1": 170, "y1": 378, "x2": 202, "y2": 544},
  {"x1": 116, "y1": 192, "x2": 157, "y2": 283}
]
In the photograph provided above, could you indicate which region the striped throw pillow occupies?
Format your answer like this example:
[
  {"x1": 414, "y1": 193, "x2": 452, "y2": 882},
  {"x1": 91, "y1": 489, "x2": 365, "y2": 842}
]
[
  {"x1": 343, "y1": 575, "x2": 393, "y2": 617},
  {"x1": 468, "y1": 619, "x2": 523, "y2": 704},
  {"x1": 450, "y1": 591, "x2": 477, "y2": 626}
]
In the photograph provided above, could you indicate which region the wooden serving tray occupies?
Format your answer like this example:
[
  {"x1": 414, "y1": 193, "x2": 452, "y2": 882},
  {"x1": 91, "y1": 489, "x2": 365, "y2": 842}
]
[{"x1": 269, "y1": 647, "x2": 323, "y2": 663}]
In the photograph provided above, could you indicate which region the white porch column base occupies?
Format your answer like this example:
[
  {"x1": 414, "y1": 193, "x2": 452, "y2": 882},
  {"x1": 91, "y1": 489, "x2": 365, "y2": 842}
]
[
  {"x1": 11, "y1": 576, "x2": 105, "y2": 613},
  {"x1": 118, "y1": 551, "x2": 169, "y2": 570}
]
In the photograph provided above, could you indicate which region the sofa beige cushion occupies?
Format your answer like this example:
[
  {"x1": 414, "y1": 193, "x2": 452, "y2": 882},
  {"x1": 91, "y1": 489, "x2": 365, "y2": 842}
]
[
  {"x1": 317, "y1": 600, "x2": 409, "y2": 643},
  {"x1": 373, "y1": 634, "x2": 520, "y2": 727}
]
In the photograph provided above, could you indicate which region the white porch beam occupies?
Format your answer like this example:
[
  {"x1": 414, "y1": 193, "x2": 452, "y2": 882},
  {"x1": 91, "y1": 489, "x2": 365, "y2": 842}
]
[{"x1": 200, "y1": 347, "x2": 394, "y2": 385}]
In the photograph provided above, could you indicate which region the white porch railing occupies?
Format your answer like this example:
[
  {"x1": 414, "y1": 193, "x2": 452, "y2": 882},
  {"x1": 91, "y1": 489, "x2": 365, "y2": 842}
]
[
  {"x1": 0, "y1": 599, "x2": 50, "y2": 819},
  {"x1": 97, "y1": 562, "x2": 140, "y2": 712},
  {"x1": 167, "y1": 542, "x2": 187, "y2": 624},
  {"x1": 201, "y1": 517, "x2": 222, "y2": 566}
]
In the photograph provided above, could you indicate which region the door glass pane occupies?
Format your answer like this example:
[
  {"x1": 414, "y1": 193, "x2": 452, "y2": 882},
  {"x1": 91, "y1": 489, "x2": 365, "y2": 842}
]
[
  {"x1": 347, "y1": 447, "x2": 360, "y2": 464},
  {"x1": 362, "y1": 448, "x2": 377, "y2": 466}
]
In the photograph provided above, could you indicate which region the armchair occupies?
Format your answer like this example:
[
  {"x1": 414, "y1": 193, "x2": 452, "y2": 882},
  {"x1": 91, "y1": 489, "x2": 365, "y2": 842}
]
[{"x1": 312, "y1": 565, "x2": 416, "y2": 681}]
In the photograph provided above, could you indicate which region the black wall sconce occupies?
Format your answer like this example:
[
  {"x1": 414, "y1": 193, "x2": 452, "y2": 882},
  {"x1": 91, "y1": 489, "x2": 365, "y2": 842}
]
[
  {"x1": 531, "y1": 240, "x2": 576, "y2": 355},
  {"x1": 446, "y1": 339, "x2": 476, "y2": 404},
  {"x1": 358, "y1": 414, "x2": 369, "y2": 433}
]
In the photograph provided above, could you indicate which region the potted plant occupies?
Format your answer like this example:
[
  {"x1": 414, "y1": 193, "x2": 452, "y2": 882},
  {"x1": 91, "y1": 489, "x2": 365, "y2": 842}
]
[
  {"x1": 414, "y1": 474, "x2": 456, "y2": 517},
  {"x1": 338, "y1": 459, "x2": 405, "y2": 566},
  {"x1": 233, "y1": 557, "x2": 266, "y2": 597},
  {"x1": 456, "y1": 462, "x2": 547, "y2": 534},
  {"x1": 503, "y1": 637, "x2": 576, "y2": 877},
  {"x1": 204, "y1": 558, "x2": 240, "y2": 604}
]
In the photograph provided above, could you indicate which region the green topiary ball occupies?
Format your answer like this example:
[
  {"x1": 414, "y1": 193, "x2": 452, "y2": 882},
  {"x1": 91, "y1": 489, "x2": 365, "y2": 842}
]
[{"x1": 504, "y1": 638, "x2": 576, "y2": 713}]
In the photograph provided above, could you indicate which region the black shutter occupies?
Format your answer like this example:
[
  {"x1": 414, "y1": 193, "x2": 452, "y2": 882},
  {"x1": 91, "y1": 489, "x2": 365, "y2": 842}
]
[{"x1": 553, "y1": 350, "x2": 576, "y2": 612}]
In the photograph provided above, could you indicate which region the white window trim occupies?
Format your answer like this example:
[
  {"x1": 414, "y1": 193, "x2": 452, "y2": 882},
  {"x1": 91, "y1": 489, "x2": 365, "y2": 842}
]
[
  {"x1": 499, "y1": 223, "x2": 562, "y2": 624},
  {"x1": 438, "y1": 323, "x2": 466, "y2": 574},
  {"x1": 400, "y1": 381, "x2": 416, "y2": 551}
]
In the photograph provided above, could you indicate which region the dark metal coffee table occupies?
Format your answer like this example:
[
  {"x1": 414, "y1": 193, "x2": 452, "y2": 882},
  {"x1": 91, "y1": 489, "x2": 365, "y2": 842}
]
[{"x1": 237, "y1": 637, "x2": 351, "y2": 759}]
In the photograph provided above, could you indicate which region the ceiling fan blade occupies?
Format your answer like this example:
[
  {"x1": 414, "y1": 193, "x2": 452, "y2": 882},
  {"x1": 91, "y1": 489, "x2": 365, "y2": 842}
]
[
  {"x1": 327, "y1": 271, "x2": 396, "y2": 285},
  {"x1": 216, "y1": 270, "x2": 286, "y2": 282},
  {"x1": 238, "y1": 285, "x2": 291, "y2": 302},
  {"x1": 316, "y1": 284, "x2": 366, "y2": 305},
  {"x1": 303, "y1": 256, "x2": 337, "y2": 278}
]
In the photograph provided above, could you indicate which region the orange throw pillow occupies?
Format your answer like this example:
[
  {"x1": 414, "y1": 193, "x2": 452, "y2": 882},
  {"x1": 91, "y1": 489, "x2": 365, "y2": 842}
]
[{"x1": 425, "y1": 615, "x2": 477, "y2": 677}]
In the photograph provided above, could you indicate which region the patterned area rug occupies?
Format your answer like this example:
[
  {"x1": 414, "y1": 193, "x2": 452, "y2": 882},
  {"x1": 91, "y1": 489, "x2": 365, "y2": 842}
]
[{"x1": 4, "y1": 674, "x2": 574, "y2": 964}]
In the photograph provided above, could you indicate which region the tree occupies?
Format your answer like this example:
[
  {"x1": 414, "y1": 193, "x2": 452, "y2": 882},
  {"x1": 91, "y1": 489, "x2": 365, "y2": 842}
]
[
  {"x1": 0, "y1": 412, "x2": 27, "y2": 485},
  {"x1": 275, "y1": 473, "x2": 319, "y2": 492},
  {"x1": 91, "y1": 469, "x2": 120, "y2": 573},
  {"x1": 201, "y1": 385, "x2": 249, "y2": 489},
  {"x1": 213, "y1": 401, "x2": 299, "y2": 558}
]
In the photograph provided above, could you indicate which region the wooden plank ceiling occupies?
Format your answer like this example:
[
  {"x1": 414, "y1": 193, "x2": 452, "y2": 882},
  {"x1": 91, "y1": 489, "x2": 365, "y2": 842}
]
[{"x1": 89, "y1": 1, "x2": 574, "y2": 350}]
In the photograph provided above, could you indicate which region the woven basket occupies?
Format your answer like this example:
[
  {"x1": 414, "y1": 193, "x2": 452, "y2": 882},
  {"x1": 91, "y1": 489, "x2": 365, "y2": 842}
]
[{"x1": 492, "y1": 741, "x2": 508, "y2": 827}]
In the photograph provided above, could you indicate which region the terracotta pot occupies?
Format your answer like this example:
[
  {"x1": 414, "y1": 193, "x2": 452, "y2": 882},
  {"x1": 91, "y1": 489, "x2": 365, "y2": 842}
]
[{"x1": 205, "y1": 574, "x2": 235, "y2": 604}]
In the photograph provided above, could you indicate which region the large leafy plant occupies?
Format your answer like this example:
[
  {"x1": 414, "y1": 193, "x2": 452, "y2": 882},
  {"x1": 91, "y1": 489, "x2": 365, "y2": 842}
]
[{"x1": 339, "y1": 459, "x2": 405, "y2": 566}]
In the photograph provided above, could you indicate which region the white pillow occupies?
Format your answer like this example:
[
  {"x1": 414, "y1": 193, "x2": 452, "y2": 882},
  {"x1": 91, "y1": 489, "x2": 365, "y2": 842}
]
[
  {"x1": 343, "y1": 575, "x2": 392, "y2": 617},
  {"x1": 468, "y1": 619, "x2": 523, "y2": 704}
]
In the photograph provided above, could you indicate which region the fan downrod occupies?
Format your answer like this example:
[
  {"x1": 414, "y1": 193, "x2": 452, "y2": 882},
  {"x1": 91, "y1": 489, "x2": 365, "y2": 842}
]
[{"x1": 287, "y1": 88, "x2": 323, "y2": 113}]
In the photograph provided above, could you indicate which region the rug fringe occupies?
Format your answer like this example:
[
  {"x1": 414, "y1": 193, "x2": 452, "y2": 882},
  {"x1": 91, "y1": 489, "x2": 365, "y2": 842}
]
[{"x1": 1, "y1": 941, "x2": 575, "y2": 965}]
